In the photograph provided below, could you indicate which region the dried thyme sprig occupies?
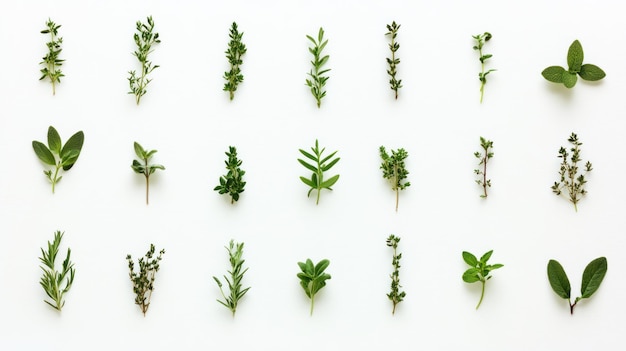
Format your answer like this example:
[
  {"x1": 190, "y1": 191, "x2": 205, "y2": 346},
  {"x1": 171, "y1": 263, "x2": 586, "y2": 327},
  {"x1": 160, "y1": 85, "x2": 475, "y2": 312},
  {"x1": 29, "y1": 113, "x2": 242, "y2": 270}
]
[
  {"x1": 126, "y1": 244, "x2": 165, "y2": 316},
  {"x1": 551, "y1": 133, "x2": 593, "y2": 211},
  {"x1": 386, "y1": 234, "x2": 406, "y2": 315}
]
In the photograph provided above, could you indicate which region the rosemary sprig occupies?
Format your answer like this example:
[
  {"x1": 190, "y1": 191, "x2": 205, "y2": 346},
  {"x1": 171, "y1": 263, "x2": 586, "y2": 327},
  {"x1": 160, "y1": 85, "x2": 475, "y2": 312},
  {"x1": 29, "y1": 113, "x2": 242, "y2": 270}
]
[
  {"x1": 551, "y1": 133, "x2": 593, "y2": 211},
  {"x1": 223, "y1": 22, "x2": 247, "y2": 100},
  {"x1": 39, "y1": 231, "x2": 75, "y2": 311},
  {"x1": 126, "y1": 244, "x2": 165, "y2": 316},
  {"x1": 39, "y1": 18, "x2": 64, "y2": 95},
  {"x1": 386, "y1": 234, "x2": 406, "y2": 315},
  {"x1": 213, "y1": 240, "x2": 251, "y2": 316},
  {"x1": 472, "y1": 32, "x2": 495, "y2": 103},
  {"x1": 131, "y1": 142, "x2": 165, "y2": 205},
  {"x1": 214, "y1": 146, "x2": 246, "y2": 204},
  {"x1": 128, "y1": 16, "x2": 160, "y2": 105},
  {"x1": 474, "y1": 137, "x2": 493, "y2": 198},
  {"x1": 385, "y1": 21, "x2": 402, "y2": 99},
  {"x1": 305, "y1": 27, "x2": 330, "y2": 108}
]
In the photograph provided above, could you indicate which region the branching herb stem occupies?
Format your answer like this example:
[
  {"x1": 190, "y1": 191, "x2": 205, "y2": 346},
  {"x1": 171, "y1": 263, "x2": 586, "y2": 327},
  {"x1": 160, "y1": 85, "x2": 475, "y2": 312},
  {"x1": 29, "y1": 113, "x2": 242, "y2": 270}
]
[
  {"x1": 39, "y1": 231, "x2": 75, "y2": 311},
  {"x1": 128, "y1": 16, "x2": 160, "y2": 105},
  {"x1": 472, "y1": 32, "x2": 495, "y2": 103},
  {"x1": 224, "y1": 22, "x2": 247, "y2": 100},
  {"x1": 385, "y1": 21, "x2": 402, "y2": 99},
  {"x1": 474, "y1": 137, "x2": 493, "y2": 198},
  {"x1": 305, "y1": 27, "x2": 330, "y2": 108},
  {"x1": 551, "y1": 133, "x2": 592, "y2": 211},
  {"x1": 386, "y1": 234, "x2": 405, "y2": 315},
  {"x1": 39, "y1": 19, "x2": 64, "y2": 95},
  {"x1": 213, "y1": 240, "x2": 250, "y2": 316},
  {"x1": 127, "y1": 244, "x2": 165, "y2": 316}
]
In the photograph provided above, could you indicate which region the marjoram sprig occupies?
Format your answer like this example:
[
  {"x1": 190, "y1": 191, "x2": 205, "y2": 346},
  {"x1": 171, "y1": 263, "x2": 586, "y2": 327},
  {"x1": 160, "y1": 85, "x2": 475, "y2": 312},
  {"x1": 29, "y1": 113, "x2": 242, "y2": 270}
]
[
  {"x1": 224, "y1": 22, "x2": 247, "y2": 100},
  {"x1": 127, "y1": 244, "x2": 165, "y2": 316},
  {"x1": 305, "y1": 27, "x2": 330, "y2": 108},
  {"x1": 39, "y1": 18, "x2": 64, "y2": 95},
  {"x1": 214, "y1": 146, "x2": 246, "y2": 204},
  {"x1": 128, "y1": 16, "x2": 160, "y2": 105},
  {"x1": 385, "y1": 21, "x2": 402, "y2": 99},
  {"x1": 474, "y1": 137, "x2": 493, "y2": 198},
  {"x1": 386, "y1": 234, "x2": 406, "y2": 315},
  {"x1": 131, "y1": 142, "x2": 165, "y2": 205},
  {"x1": 551, "y1": 133, "x2": 592, "y2": 211},
  {"x1": 472, "y1": 32, "x2": 495, "y2": 103}
]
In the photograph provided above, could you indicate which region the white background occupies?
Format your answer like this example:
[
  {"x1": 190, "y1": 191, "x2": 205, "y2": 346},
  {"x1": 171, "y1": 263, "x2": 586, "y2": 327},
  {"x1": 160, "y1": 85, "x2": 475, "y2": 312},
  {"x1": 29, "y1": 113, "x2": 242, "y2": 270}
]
[{"x1": 0, "y1": 0, "x2": 624, "y2": 350}]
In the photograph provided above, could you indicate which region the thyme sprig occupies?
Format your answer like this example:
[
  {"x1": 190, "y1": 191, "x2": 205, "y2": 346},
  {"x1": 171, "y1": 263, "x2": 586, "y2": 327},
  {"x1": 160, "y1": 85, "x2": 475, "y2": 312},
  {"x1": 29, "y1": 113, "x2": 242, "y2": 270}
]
[
  {"x1": 213, "y1": 240, "x2": 251, "y2": 316},
  {"x1": 472, "y1": 32, "x2": 495, "y2": 103},
  {"x1": 224, "y1": 22, "x2": 247, "y2": 100},
  {"x1": 305, "y1": 27, "x2": 330, "y2": 108},
  {"x1": 39, "y1": 19, "x2": 64, "y2": 95},
  {"x1": 474, "y1": 137, "x2": 493, "y2": 198},
  {"x1": 385, "y1": 21, "x2": 402, "y2": 99},
  {"x1": 386, "y1": 234, "x2": 406, "y2": 315},
  {"x1": 379, "y1": 146, "x2": 410, "y2": 211},
  {"x1": 128, "y1": 16, "x2": 160, "y2": 105},
  {"x1": 214, "y1": 146, "x2": 246, "y2": 204},
  {"x1": 551, "y1": 133, "x2": 593, "y2": 211},
  {"x1": 126, "y1": 244, "x2": 165, "y2": 316},
  {"x1": 39, "y1": 231, "x2": 75, "y2": 311}
]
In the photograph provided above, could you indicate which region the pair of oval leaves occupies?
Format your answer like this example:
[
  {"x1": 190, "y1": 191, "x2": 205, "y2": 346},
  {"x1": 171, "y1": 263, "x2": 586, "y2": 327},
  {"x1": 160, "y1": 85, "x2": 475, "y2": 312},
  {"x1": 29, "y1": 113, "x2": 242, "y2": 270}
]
[
  {"x1": 542, "y1": 40, "x2": 606, "y2": 88},
  {"x1": 547, "y1": 257, "x2": 607, "y2": 313},
  {"x1": 32, "y1": 126, "x2": 84, "y2": 170}
]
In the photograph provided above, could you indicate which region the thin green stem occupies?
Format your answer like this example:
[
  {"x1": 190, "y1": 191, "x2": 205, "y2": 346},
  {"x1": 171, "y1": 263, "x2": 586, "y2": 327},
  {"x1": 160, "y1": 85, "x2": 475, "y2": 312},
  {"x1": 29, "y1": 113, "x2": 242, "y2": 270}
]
[
  {"x1": 476, "y1": 280, "x2": 485, "y2": 309},
  {"x1": 51, "y1": 163, "x2": 61, "y2": 194},
  {"x1": 144, "y1": 157, "x2": 149, "y2": 205},
  {"x1": 310, "y1": 293, "x2": 315, "y2": 316},
  {"x1": 479, "y1": 48, "x2": 485, "y2": 103}
]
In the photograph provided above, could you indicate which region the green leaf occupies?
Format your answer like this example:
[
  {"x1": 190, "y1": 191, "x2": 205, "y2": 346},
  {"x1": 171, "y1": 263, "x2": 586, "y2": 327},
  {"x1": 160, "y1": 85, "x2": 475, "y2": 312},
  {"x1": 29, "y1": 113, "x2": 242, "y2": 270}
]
[
  {"x1": 547, "y1": 259, "x2": 571, "y2": 299},
  {"x1": 299, "y1": 149, "x2": 317, "y2": 162},
  {"x1": 541, "y1": 66, "x2": 565, "y2": 83},
  {"x1": 314, "y1": 259, "x2": 330, "y2": 275},
  {"x1": 579, "y1": 64, "x2": 606, "y2": 81},
  {"x1": 580, "y1": 257, "x2": 607, "y2": 299},
  {"x1": 60, "y1": 131, "x2": 84, "y2": 170},
  {"x1": 33, "y1": 141, "x2": 56, "y2": 166},
  {"x1": 479, "y1": 250, "x2": 493, "y2": 263},
  {"x1": 462, "y1": 268, "x2": 480, "y2": 283},
  {"x1": 562, "y1": 71, "x2": 578, "y2": 88},
  {"x1": 47, "y1": 126, "x2": 62, "y2": 154},
  {"x1": 298, "y1": 159, "x2": 317, "y2": 173},
  {"x1": 567, "y1": 40, "x2": 584, "y2": 72},
  {"x1": 462, "y1": 251, "x2": 478, "y2": 266},
  {"x1": 321, "y1": 157, "x2": 340, "y2": 172},
  {"x1": 320, "y1": 174, "x2": 339, "y2": 189},
  {"x1": 134, "y1": 142, "x2": 145, "y2": 159}
]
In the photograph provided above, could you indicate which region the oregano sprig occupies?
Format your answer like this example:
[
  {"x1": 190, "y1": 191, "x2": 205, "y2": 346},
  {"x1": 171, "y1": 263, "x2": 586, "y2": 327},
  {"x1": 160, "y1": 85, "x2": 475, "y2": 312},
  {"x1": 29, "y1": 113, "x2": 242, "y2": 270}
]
[
  {"x1": 32, "y1": 126, "x2": 85, "y2": 193},
  {"x1": 214, "y1": 146, "x2": 246, "y2": 204},
  {"x1": 462, "y1": 250, "x2": 503, "y2": 309},
  {"x1": 297, "y1": 258, "x2": 331, "y2": 316},
  {"x1": 298, "y1": 139, "x2": 340, "y2": 205},
  {"x1": 223, "y1": 22, "x2": 247, "y2": 100},
  {"x1": 39, "y1": 231, "x2": 75, "y2": 311},
  {"x1": 542, "y1": 40, "x2": 606, "y2": 88},
  {"x1": 39, "y1": 18, "x2": 64, "y2": 95},
  {"x1": 474, "y1": 137, "x2": 493, "y2": 198},
  {"x1": 305, "y1": 27, "x2": 330, "y2": 108},
  {"x1": 547, "y1": 257, "x2": 607, "y2": 314},
  {"x1": 128, "y1": 16, "x2": 160, "y2": 105},
  {"x1": 551, "y1": 133, "x2": 592, "y2": 211},
  {"x1": 472, "y1": 32, "x2": 495, "y2": 103},
  {"x1": 385, "y1": 21, "x2": 402, "y2": 99},
  {"x1": 131, "y1": 142, "x2": 165, "y2": 205},
  {"x1": 126, "y1": 244, "x2": 165, "y2": 316},
  {"x1": 386, "y1": 234, "x2": 406, "y2": 315},
  {"x1": 213, "y1": 240, "x2": 250, "y2": 316},
  {"x1": 379, "y1": 146, "x2": 410, "y2": 211}
]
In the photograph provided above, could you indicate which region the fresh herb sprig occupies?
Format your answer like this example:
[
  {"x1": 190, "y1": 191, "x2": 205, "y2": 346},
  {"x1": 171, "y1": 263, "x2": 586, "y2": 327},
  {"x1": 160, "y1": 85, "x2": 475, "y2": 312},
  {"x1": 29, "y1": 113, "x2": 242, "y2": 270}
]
[
  {"x1": 39, "y1": 231, "x2": 75, "y2": 311},
  {"x1": 39, "y1": 19, "x2": 64, "y2": 95},
  {"x1": 214, "y1": 146, "x2": 246, "y2": 204},
  {"x1": 126, "y1": 244, "x2": 165, "y2": 316},
  {"x1": 462, "y1": 250, "x2": 503, "y2": 309},
  {"x1": 131, "y1": 142, "x2": 165, "y2": 205},
  {"x1": 32, "y1": 126, "x2": 84, "y2": 193},
  {"x1": 297, "y1": 258, "x2": 331, "y2": 316},
  {"x1": 379, "y1": 146, "x2": 410, "y2": 211},
  {"x1": 551, "y1": 133, "x2": 592, "y2": 211},
  {"x1": 472, "y1": 32, "x2": 495, "y2": 103},
  {"x1": 542, "y1": 40, "x2": 606, "y2": 88},
  {"x1": 474, "y1": 137, "x2": 493, "y2": 198},
  {"x1": 298, "y1": 139, "x2": 340, "y2": 205},
  {"x1": 386, "y1": 234, "x2": 406, "y2": 315},
  {"x1": 305, "y1": 27, "x2": 330, "y2": 108},
  {"x1": 128, "y1": 16, "x2": 160, "y2": 105},
  {"x1": 385, "y1": 21, "x2": 402, "y2": 99},
  {"x1": 547, "y1": 257, "x2": 607, "y2": 314},
  {"x1": 213, "y1": 240, "x2": 250, "y2": 316},
  {"x1": 224, "y1": 22, "x2": 247, "y2": 100}
]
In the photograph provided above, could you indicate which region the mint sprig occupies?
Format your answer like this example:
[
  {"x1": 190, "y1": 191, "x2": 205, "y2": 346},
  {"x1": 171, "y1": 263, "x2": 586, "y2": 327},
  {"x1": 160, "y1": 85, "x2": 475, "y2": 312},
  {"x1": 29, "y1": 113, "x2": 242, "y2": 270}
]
[{"x1": 542, "y1": 40, "x2": 605, "y2": 88}]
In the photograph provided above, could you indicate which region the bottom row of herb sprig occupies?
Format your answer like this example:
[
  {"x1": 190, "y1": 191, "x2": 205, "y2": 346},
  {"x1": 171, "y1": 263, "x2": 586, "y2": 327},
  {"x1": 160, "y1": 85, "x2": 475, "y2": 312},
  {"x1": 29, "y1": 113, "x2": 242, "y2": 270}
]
[{"x1": 39, "y1": 231, "x2": 607, "y2": 316}]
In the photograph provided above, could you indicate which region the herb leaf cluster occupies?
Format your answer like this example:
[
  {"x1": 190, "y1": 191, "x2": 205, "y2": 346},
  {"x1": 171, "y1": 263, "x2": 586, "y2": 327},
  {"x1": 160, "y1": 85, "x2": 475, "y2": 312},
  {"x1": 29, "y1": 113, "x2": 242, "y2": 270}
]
[
  {"x1": 126, "y1": 244, "x2": 165, "y2": 316},
  {"x1": 542, "y1": 40, "x2": 606, "y2": 88},
  {"x1": 213, "y1": 240, "x2": 251, "y2": 316},
  {"x1": 472, "y1": 32, "x2": 495, "y2": 103},
  {"x1": 551, "y1": 133, "x2": 592, "y2": 211},
  {"x1": 298, "y1": 139, "x2": 340, "y2": 205},
  {"x1": 224, "y1": 22, "x2": 247, "y2": 100},
  {"x1": 379, "y1": 146, "x2": 410, "y2": 211},
  {"x1": 214, "y1": 146, "x2": 246, "y2": 204},
  {"x1": 128, "y1": 16, "x2": 160, "y2": 105},
  {"x1": 131, "y1": 142, "x2": 165, "y2": 205},
  {"x1": 305, "y1": 27, "x2": 330, "y2": 108},
  {"x1": 547, "y1": 257, "x2": 607, "y2": 314},
  {"x1": 474, "y1": 137, "x2": 493, "y2": 198},
  {"x1": 32, "y1": 126, "x2": 85, "y2": 193},
  {"x1": 39, "y1": 231, "x2": 75, "y2": 311},
  {"x1": 297, "y1": 258, "x2": 331, "y2": 315},
  {"x1": 462, "y1": 250, "x2": 503, "y2": 309},
  {"x1": 386, "y1": 234, "x2": 406, "y2": 315},
  {"x1": 385, "y1": 21, "x2": 402, "y2": 99},
  {"x1": 39, "y1": 18, "x2": 64, "y2": 95}
]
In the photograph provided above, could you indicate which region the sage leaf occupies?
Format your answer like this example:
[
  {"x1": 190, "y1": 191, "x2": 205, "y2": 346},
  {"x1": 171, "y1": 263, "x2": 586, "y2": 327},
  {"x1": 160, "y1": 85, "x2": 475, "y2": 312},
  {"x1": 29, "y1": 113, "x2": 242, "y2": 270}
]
[
  {"x1": 567, "y1": 40, "x2": 584, "y2": 72},
  {"x1": 541, "y1": 66, "x2": 565, "y2": 83},
  {"x1": 32, "y1": 141, "x2": 56, "y2": 166},
  {"x1": 547, "y1": 259, "x2": 571, "y2": 299},
  {"x1": 580, "y1": 257, "x2": 607, "y2": 299},
  {"x1": 47, "y1": 126, "x2": 62, "y2": 154},
  {"x1": 60, "y1": 131, "x2": 84, "y2": 170},
  {"x1": 579, "y1": 64, "x2": 606, "y2": 81},
  {"x1": 562, "y1": 71, "x2": 578, "y2": 88}
]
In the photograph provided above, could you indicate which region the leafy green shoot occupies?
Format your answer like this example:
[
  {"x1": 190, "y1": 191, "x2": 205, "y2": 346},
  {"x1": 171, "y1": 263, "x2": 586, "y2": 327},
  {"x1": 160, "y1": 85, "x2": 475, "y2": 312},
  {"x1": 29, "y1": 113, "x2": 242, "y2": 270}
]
[
  {"x1": 541, "y1": 40, "x2": 605, "y2": 88},
  {"x1": 214, "y1": 146, "x2": 246, "y2": 204},
  {"x1": 385, "y1": 21, "x2": 402, "y2": 99},
  {"x1": 39, "y1": 231, "x2": 75, "y2": 311},
  {"x1": 474, "y1": 137, "x2": 493, "y2": 198},
  {"x1": 224, "y1": 22, "x2": 247, "y2": 100},
  {"x1": 39, "y1": 18, "x2": 64, "y2": 95},
  {"x1": 547, "y1": 257, "x2": 607, "y2": 314},
  {"x1": 305, "y1": 27, "x2": 330, "y2": 108},
  {"x1": 32, "y1": 126, "x2": 84, "y2": 193},
  {"x1": 379, "y1": 146, "x2": 410, "y2": 211},
  {"x1": 128, "y1": 16, "x2": 160, "y2": 105},
  {"x1": 386, "y1": 234, "x2": 406, "y2": 314},
  {"x1": 462, "y1": 250, "x2": 503, "y2": 309},
  {"x1": 472, "y1": 32, "x2": 495, "y2": 103},
  {"x1": 297, "y1": 258, "x2": 331, "y2": 315},
  {"x1": 298, "y1": 139, "x2": 340, "y2": 205},
  {"x1": 213, "y1": 240, "x2": 251, "y2": 316},
  {"x1": 131, "y1": 142, "x2": 165, "y2": 205}
]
